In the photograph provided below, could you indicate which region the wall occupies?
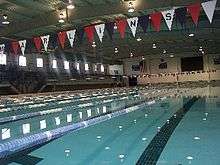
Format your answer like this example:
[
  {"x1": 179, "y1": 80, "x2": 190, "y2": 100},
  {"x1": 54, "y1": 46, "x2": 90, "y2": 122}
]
[
  {"x1": 123, "y1": 54, "x2": 220, "y2": 75},
  {"x1": 123, "y1": 54, "x2": 220, "y2": 84}
]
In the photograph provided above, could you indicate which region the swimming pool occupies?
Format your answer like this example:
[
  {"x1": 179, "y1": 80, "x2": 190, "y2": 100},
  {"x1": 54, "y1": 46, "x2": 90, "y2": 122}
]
[{"x1": 0, "y1": 86, "x2": 219, "y2": 164}]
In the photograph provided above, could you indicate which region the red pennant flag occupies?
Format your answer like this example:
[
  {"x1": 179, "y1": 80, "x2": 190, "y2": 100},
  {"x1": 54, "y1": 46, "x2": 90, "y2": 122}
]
[
  {"x1": 187, "y1": 3, "x2": 201, "y2": 26},
  {"x1": 11, "y1": 41, "x2": 19, "y2": 55},
  {"x1": 33, "y1": 37, "x2": 42, "y2": 52},
  {"x1": 150, "y1": 12, "x2": 162, "y2": 32},
  {"x1": 58, "y1": 31, "x2": 67, "y2": 49},
  {"x1": 116, "y1": 20, "x2": 127, "y2": 38},
  {"x1": 84, "y1": 26, "x2": 95, "y2": 43}
]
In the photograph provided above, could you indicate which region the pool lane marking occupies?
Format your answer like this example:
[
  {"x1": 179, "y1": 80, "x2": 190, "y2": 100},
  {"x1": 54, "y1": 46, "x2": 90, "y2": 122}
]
[{"x1": 136, "y1": 97, "x2": 199, "y2": 165}]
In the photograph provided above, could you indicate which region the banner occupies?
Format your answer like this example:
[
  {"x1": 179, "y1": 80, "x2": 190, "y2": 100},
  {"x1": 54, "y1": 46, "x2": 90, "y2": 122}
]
[
  {"x1": 138, "y1": 15, "x2": 149, "y2": 33},
  {"x1": 66, "y1": 29, "x2": 76, "y2": 47},
  {"x1": 18, "y1": 40, "x2": 26, "y2": 55},
  {"x1": 33, "y1": 37, "x2": 42, "y2": 52},
  {"x1": 41, "y1": 35, "x2": 50, "y2": 51},
  {"x1": 0, "y1": 44, "x2": 5, "y2": 54},
  {"x1": 11, "y1": 41, "x2": 19, "y2": 55},
  {"x1": 187, "y1": 3, "x2": 201, "y2": 26},
  {"x1": 84, "y1": 25, "x2": 95, "y2": 43},
  {"x1": 150, "y1": 12, "x2": 162, "y2": 32},
  {"x1": 127, "y1": 17, "x2": 138, "y2": 37},
  {"x1": 95, "y1": 24, "x2": 105, "y2": 42},
  {"x1": 105, "y1": 22, "x2": 114, "y2": 40},
  {"x1": 162, "y1": 9, "x2": 175, "y2": 31},
  {"x1": 116, "y1": 20, "x2": 127, "y2": 39},
  {"x1": 58, "y1": 31, "x2": 67, "y2": 49},
  {"x1": 202, "y1": 0, "x2": 217, "y2": 23},
  {"x1": 175, "y1": 7, "x2": 187, "y2": 27}
]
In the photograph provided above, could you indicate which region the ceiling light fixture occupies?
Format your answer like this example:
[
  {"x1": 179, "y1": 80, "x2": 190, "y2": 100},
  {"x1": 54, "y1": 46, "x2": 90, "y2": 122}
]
[
  {"x1": 58, "y1": 13, "x2": 65, "y2": 23},
  {"x1": 2, "y1": 14, "x2": 10, "y2": 25},
  {"x1": 67, "y1": 0, "x2": 75, "y2": 9},
  {"x1": 137, "y1": 37, "x2": 142, "y2": 42},
  {"x1": 128, "y1": 2, "x2": 135, "y2": 13},
  {"x1": 130, "y1": 52, "x2": 133, "y2": 57},
  {"x1": 92, "y1": 42, "x2": 96, "y2": 48},
  {"x1": 114, "y1": 47, "x2": 118, "y2": 53},
  {"x1": 189, "y1": 33, "x2": 195, "y2": 37},
  {"x1": 152, "y1": 43, "x2": 157, "y2": 49},
  {"x1": 163, "y1": 49, "x2": 167, "y2": 54},
  {"x1": 114, "y1": 22, "x2": 117, "y2": 30},
  {"x1": 142, "y1": 56, "x2": 145, "y2": 60}
]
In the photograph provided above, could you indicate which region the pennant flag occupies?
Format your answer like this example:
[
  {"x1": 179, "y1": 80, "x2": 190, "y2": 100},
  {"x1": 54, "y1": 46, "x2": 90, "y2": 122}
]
[
  {"x1": 11, "y1": 41, "x2": 19, "y2": 55},
  {"x1": 0, "y1": 44, "x2": 5, "y2": 54},
  {"x1": 58, "y1": 31, "x2": 67, "y2": 49},
  {"x1": 150, "y1": 12, "x2": 162, "y2": 32},
  {"x1": 95, "y1": 24, "x2": 105, "y2": 42},
  {"x1": 41, "y1": 35, "x2": 50, "y2": 51},
  {"x1": 162, "y1": 9, "x2": 175, "y2": 31},
  {"x1": 76, "y1": 28, "x2": 84, "y2": 43},
  {"x1": 84, "y1": 25, "x2": 95, "y2": 43},
  {"x1": 18, "y1": 40, "x2": 26, "y2": 55},
  {"x1": 50, "y1": 34, "x2": 58, "y2": 49},
  {"x1": 66, "y1": 29, "x2": 76, "y2": 47},
  {"x1": 105, "y1": 22, "x2": 114, "y2": 40},
  {"x1": 175, "y1": 7, "x2": 187, "y2": 27},
  {"x1": 202, "y1": 0, "x2": 217, "y2": 23},
  {"x1": 138, "y1": 15, "x2": 149, "y2": 33},
  {"x1": 127, "y1": 17, "x2": 139, "y2": 37},
  {"x1": 116, "y1": 20, "x2": 127, "y2": 39},
  {"x1": 33, "y1": 37, "x2": 42, "y2": 52},
  {"x1": 4, "y1": 42, "x2": 10, "y2": 54},
  {"x1": 187, "y1": 3, "x2": 201, "y2": 26}
]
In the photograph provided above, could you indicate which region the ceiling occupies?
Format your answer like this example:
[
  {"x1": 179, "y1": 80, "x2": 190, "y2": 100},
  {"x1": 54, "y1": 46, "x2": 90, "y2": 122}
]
[{"x1": 0, "y1": 0, "x2": 220, "y2": 63}]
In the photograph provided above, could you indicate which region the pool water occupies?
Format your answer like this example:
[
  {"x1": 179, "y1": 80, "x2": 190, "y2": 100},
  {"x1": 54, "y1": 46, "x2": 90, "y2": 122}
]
[{"x1": 0, "y1": 87, "x2": 220, "y2": 165}]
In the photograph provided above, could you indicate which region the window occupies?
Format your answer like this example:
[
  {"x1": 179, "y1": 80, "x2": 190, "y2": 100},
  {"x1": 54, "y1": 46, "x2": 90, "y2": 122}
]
[
  {"x1": 76, "y1": 62, "x2": 80, "y2": 71},
  {"x1": 101, "y1": 64, "x2": 105, "y2": 72},
  {"x1": 19, "y1": 56, "x2": 26, "y2": 67},
  {"x1": 52, "y1": 59, "x2": 57, "y2": 69},
  {"x1": 40, "y1": 120, "x2": 46, "y2": 129},
  {"x1": 0, "y1": 54, "x2": 6, "y2": 65},
  {"x1": 22, "y1": 123, "x2": 30, "y2": 134},
  {"x1": 64, "y1": 61, "x2": 70, "y2": 70},
  {"x1": 36, "y1": 58, "x2": 43, "y2": 68},
  {"x1": 55, "y1": 117, "x2": 60, "y2": 125},
  {"x1": 94, "y1": 64, "x2": 97, "y2": 72},
  {"x1": 2, "y1": 128, "x2": 10, "y2": 140},
  {"x1": 67, "y1": 114, "x2": 72, "y2": 123},
  {"x1": 85, "y1": 63, "x2": 89, "y2": 71}
]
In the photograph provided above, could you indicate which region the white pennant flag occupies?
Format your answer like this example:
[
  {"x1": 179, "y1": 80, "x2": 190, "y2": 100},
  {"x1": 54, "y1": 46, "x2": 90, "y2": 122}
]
[
  {"x1": 41, "y1": 35, "x2": 50, "y2": 51},
  {"x1": 127, "y1": 17, "x2": 138, "y2": 37},
  {"x1": 66, "y1": 29, "x2": 76, "y2": 47},
  {"x1": 202, "y1": 0, "x2": 217, "y2": 23},
  {"x1": 162, "y1": 9, "x2": 175, "y2": 31},
  {"x1": 0, "y1": 44, "x2": 5, "y2": 54},
  {"x1": 95, "y1": 24, "x2": 105, "y2": 42},
  {"x1": 18, "y1": 40, "x2": 26, "y2": 55}
]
